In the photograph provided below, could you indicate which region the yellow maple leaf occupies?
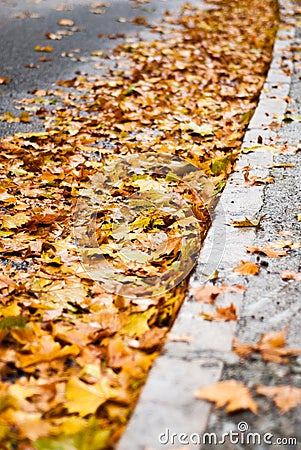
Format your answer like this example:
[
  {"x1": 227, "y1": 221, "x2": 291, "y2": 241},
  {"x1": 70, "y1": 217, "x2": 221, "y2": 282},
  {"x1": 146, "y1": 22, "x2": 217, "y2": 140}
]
[{"x1": 66, "y1": 376, "x2": 115, "y2": 416}]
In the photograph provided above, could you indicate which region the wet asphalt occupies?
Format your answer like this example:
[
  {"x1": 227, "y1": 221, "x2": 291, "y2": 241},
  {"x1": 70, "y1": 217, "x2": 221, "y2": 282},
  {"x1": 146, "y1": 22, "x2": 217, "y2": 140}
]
[{"x1": 0, "y1": 0, "x2": 198, "y2": 136}]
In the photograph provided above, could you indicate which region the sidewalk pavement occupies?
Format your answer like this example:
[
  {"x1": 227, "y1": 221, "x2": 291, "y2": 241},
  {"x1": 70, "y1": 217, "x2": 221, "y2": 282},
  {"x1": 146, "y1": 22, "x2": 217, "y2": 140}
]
[{"x1": 118, "y1": 0, "x2": 301, "y2": 448}]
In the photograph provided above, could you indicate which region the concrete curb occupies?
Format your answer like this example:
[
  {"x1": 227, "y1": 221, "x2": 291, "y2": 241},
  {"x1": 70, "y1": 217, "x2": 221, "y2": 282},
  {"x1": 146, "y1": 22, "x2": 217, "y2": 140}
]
[{"x1": 117, "y1": 2, "x2": 296, "y2": 449}]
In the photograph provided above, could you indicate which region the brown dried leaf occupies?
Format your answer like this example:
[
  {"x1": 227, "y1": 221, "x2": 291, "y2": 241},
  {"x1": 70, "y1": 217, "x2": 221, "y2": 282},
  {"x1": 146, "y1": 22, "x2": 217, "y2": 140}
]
[
  {"x1": 246, "y1": 245, "x2": 288, "y2": 258},
  {"x1": 34, "y1": 45, "x2": 53, "y2": 52},
  {"x1": 2, "y1": 213, "x2": 30, "y2": 229},
  {"x1": 167, "y1": 333, "x2": 193, "y2": 343},
  {"x1": 191, "y1": 284, "x2": 245, "y2": 303},
  {"x1": 256, "y1": 385, "x2": 301, "y2": 413},
  {"x1": 58, "y1": 19, "x2": 75, "y2": 26},
  {"x1": 232, "y1": 337, "x2": 255, "y2": 358},
  {"x1": 201, "y1": 303, "x2": 237, "y2": 321},
  {"x1": 281, "y1": 270, "x2": 301, "y2": 282},
  {"x1": 244, "y1": 171, "x2": 274, "y2": 186},
  {"x1": 45, "y1": 33, "x2": 62, "y2": 40},
  {"x1": 258, "y1": 329, "x2": 287, "y2": 349},
  {"x1": 195, "y1": 380, "x2": 258, "y2": 413},
  {"x1": 233, "y1": 329, "x2": 301, "y2": 363},
  {"x1": 191, "y1": 285, "x2": 224, "y2": 304},
  {"x1": 233, "y1": 261, "x2": 259, "y2": 275},
  {"x1": 0, "y1": 77, "x2": 10, "y2": 85},
  {"x1": 231, "y1": 217, "x2": 260, "y2": 227}
]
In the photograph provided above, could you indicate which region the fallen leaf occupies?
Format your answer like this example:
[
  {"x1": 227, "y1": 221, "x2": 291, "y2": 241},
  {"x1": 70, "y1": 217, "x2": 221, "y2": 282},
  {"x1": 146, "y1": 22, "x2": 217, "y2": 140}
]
[
  {"x1": 281, "y1": 270, "x2": 301, "y2": 282},
  {"x1": 244, "y1": 171, "x2": 274, "y2": 185},
  {"x1": 191, "y1": 284, "x2": 245, "y2": 303},
  {"x1": 25, "y1": 63, "x2": 40, "y2": 69},
  {"x1": 19, "y1": 112, "x2": 31, "y2": 123},
  {"x1": 256, "y1": 385, "x2": 301, "y2": 413},
  {"x1": 45, "y1": 33, "x2": 62, "y2": 40},
  {"x1": 282, "y1": 115, "x2": 301, "y2": 123},
  {"x1": 233, "y1": 329, "x2": 301, "y2": 363},
  {"x1": 210, "y1": 156, "x2": 230, "y2": 175},
  {"x1": 242, "y1": 145, "x2": 277, "y2": 153},
  {"x1": 191, "y1": 285, "x2": 224, "y2": 304},
  {"x1": 58, "y1": 19, "x2": 75, "y2": 26},
  {"x1": 258, "y1": 328, "x2": 286, "y2": 349},
  {"x1": 91, "y1": 50, "x2": 103, "y2": 57},
  {"x1": 231, "y1": 217, "x2": 260, "y2": 227},
  {"x1": 232, "y1": 337, "x2": 255, "y2": 357},
  {"x1": 66, "y1": 376, "x2": 115, "y2": 416},
  {"x1": 246, "y1": 245, "x2": 288, "y2": 258},
  {"x1": 195, "y1": 380, "x2": 258, "y2": 413},
  {"x1": 233, "y1": 261, "x2": 259, "y2": 275},
  {"x1": 182, "y1": 121, "x2": 214, "y2": 136},
  {"x1": 90, "y1": 8, "x2": 106, "y2": 14},
  {"x1": 116, "y1": 17, "x2": 128, "y2": 23},
  {"x1": 39, "y1": 56, "x2": 53, "y2": 62},
  {"x1": 2, "y1": 213, "x2": 30, "y2": 229},
  {"x1": 0, "y1": 77, "x2": 10, "y2": 85},
  {"x1": 201, "y1": 303, "x2": 237, "y2": 321},
  {"x1": 167, "y1": 333, "x2": 193, "y2": 343},
  {"x1": 34, "y1": 45, "x2": 53, "y2": 52}
]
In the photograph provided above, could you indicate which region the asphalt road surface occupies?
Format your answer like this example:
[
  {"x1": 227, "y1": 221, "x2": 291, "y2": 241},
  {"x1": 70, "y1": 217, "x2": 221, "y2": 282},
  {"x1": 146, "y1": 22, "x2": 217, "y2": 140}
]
[{"x1": 0, "y1": 0, "x2": 205, "y2": 137}]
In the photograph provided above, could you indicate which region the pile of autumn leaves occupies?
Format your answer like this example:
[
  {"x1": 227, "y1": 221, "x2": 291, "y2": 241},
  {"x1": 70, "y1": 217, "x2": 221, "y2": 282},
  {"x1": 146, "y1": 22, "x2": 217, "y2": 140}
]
[{"x1": 0, "y1": 0, "x2": 281, "y2": 448}]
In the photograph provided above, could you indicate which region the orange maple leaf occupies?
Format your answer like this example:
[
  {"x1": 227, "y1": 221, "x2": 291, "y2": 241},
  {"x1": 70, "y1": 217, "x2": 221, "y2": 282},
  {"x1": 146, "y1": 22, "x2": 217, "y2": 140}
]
[
  {"x1": 201, "y1": 303, "x2": 237, "y2": 321},
  {"x1": 233, "y1": 329, "x2": 301, "y2": 363},
  {"x1": 195, "y1": 380, "x2": 258, "y2": 413},
  {"x1": 233, "y1": 260, "x2": 259, "y2": 275},
  {"x1": 256, "y1": 385, "x2": 301, "y2": 413}
]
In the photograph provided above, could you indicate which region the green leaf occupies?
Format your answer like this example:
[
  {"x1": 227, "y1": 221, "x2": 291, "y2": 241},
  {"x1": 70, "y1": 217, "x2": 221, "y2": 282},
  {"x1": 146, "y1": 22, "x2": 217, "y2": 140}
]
[
  {"x1": 0, "y1": 316, "x2": 28, "y2": 330},
  {"x1": 123, "y1": 83, "x2": 137, "y2": 96},
  {"x1": 35, "y1": 436, "x2": 75, "y2": 450},
  {"x1": 211, "y1": 156, "x2": 229, "y2": 175},
  {"x1": 213, "y1": 180, "x2": 226, "y2": 195}
]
